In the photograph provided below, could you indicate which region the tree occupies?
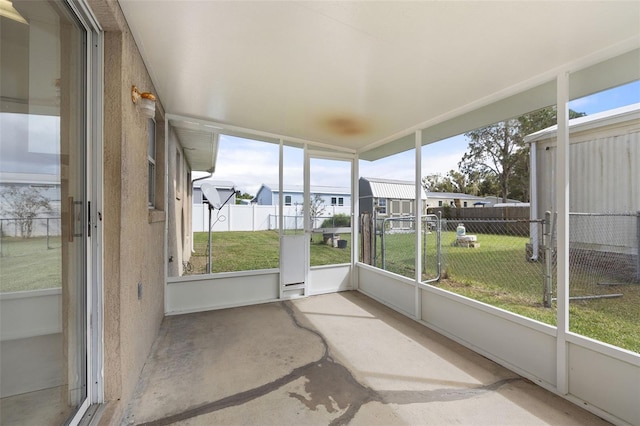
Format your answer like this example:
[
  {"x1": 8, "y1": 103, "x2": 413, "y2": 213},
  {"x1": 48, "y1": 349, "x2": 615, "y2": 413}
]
[
  {"x1": 0, "y1": 186, "x2": 52, "y2": 238},
  {"x1": 447, "y1": 170, "x2": 481, "y2": 196},
  {"x1": 460, "y1": 119, "x2": 523, "y2": 203},
  {"x1": 235, "y1": 192, "x2": 254, "y2": 204},
  {"x1": 422, "y1": 174, "x2": 453, "y2": 192},
  {"x1": 459, "y1": 106, "x2": 586, "y2": 203},
  {"x1": 296, "y1": 194, "x2": 327, "y2": 226}
]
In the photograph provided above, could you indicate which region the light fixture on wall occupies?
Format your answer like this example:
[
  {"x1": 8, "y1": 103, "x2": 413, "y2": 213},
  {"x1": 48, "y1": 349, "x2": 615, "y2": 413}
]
[
  {"x1": 0, "y1": 0, "x2": 28, "y2": 24},
  {"x1": 131, "y1": 85, "x2": 156, "y2": 118}
]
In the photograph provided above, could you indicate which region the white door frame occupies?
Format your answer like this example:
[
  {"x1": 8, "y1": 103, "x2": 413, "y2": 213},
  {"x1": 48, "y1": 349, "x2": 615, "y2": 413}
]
[{"x1": 67, "y1": 1, "x2": 104, "y2": 423}]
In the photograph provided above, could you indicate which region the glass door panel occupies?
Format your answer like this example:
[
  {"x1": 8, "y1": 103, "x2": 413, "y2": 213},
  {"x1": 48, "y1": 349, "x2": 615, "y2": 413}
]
[
  {"x1": 0, "y1": 1, "x2": 88, "y2": 424},
  {"x1": 309, "y1": 157, "x2": 352, "y2": 266}
]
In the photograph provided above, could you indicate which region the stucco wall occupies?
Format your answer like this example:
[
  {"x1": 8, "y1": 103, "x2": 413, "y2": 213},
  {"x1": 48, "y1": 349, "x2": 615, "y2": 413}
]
[
  {"x1": 90, "y1": 1, "x2": 166, "y2": 423},
  {"x1": 167, "y1": 127, "x2": 192, "y2": 277}
]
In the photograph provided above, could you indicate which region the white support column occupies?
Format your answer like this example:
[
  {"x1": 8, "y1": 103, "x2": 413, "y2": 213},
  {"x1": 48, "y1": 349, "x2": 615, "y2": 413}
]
[
  {"x1": 529, "y1": 141, "x2": 539, "y2": 261},
  {"x1": 414, "y1": 130, "x2": 422, "y2": 320},
  {"x1": 303, "y1": 145, "x2": 310, "y2": 292},
  {"x1": 278, "y1": 140, "x2": 284, "y2": 234},
  {"x1": 278, "y1": 139, "x2": 284, "y2": 299},
  {"x1": 556, "y1": 71, "x2": 570, "y2": 395},
  {"x1": 352, "y1": 153, "x2": 360, "y2": 290}
]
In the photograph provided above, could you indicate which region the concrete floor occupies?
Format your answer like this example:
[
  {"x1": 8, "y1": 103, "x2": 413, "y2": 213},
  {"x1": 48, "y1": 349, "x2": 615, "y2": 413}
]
[{"x1": 123, "y1": 291, "x2": 609, "y2": 426}]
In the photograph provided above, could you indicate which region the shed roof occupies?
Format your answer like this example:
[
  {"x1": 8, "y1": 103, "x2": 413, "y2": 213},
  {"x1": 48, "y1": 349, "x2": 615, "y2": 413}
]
[
  {"x1": 362, "y1": 177, "x2": 427, "y2": 200},
  {"x1": 525, "y1": 103, "x2": 640, "y2": 143}
]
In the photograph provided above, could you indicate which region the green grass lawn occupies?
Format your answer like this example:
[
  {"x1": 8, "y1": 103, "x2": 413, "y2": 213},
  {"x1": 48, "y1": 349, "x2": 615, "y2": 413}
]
[
  {"x1": 6, "y1": 230, "x2": 634, "y2": 353},
  {"x1": 189, "y1": 230, "x2": 351, "y2": 274},
  {"x1": 365, "y1": 230, "x2": 639, "y2": 353},
  {"x1": 0, "y1": 236, "x2": 62, "y2": 292}
]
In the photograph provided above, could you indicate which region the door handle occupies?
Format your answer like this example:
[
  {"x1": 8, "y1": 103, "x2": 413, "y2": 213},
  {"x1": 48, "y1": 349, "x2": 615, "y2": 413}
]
[{"x1": 68, "y1": 196, "x2": 83, "y2": 242}]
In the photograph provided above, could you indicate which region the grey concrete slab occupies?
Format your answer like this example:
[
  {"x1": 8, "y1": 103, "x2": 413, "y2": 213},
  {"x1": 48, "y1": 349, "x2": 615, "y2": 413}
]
[{"x1": 123, "y1": 291, "x2": 609, "y2": 426}]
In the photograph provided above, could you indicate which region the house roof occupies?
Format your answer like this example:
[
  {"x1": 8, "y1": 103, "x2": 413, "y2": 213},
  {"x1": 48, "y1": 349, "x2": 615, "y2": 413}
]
[
  {"x1": 120, "y1": 1, "x2": 640, "y2": 164},
  {"x1": 425, "y1": 192, "x2": 485, "y2": 201},
  {"x1": 261, "y1": 183, "x2": 350, "y2": 195},
  {"x1": 525, "y1": 103, "x2": 640, "y2": 143}
]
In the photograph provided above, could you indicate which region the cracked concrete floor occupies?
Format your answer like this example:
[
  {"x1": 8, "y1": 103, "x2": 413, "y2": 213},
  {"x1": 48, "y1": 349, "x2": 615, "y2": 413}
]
[{"x1": 123, "y1": 291, "x2": 609, "y2": 426}]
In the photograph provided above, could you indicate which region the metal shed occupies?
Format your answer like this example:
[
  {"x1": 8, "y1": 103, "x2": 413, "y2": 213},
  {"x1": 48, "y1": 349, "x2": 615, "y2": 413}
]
[
  {"x1": 526, "y1": 104, "x2": 640, "y2": 277},
  {"x1": 359, "y1": 177, "x2": 427, "y2": 217}
]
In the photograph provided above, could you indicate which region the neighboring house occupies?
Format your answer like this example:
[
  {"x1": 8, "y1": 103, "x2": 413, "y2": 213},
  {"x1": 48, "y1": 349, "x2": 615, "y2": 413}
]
[
  {"x1": 359, "y1": 176, "x2": 488, "y2": 214},
  {"x1": 482, "y1": 196, "x2": 526, "y2": 206},
  {"x1": 424, "y1": 191, "x2": 487, "y2": 209},
  {"x1": 193, "y1": 179, "x2": 236, "y2": 206},
  {"x1": 359, "y1": 177, "x2": 427, "y2": 217},
  {"x1": 254, "y1": 183, "x2": 350, "y2": 209}
]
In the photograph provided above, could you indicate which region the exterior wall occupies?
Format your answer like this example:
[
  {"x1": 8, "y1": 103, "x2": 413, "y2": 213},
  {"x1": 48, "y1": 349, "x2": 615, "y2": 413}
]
[
  {"x1": 535, "y1": 122, "x2": 640, "y2": 217},
  {"x1": 281, "y1": 191, "x2": 303, "y2": 206},
  {"x1": 255, "y1": 186, "x2": 273, "y2": 205},
  {"x1": 534, "y1": 120, "x2": 640, "y2": 256},
  {"x1": 426, "y1": 197, "x2": 460, "y2": 208},
  {"x1": 359, "y1": 179, "x2": 375, "y2": 215},
  {"x1": 167, "y1": 127, "x2": 192, "y2": 277},
  {"x1": 90, "y1": 1, "x2": 167, "y2": 423},
  {"x1": 255, "y1": 186, "x2": 351, "y2": 207},
  {"x1": 316, "y1": 193, "x2": 351, "y2": 207}
]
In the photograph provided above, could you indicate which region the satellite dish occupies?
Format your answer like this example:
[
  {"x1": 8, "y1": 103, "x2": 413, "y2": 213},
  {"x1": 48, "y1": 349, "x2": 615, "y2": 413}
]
[{"x1": 201, "y1": 183, "x2": 222, "y2": 209}]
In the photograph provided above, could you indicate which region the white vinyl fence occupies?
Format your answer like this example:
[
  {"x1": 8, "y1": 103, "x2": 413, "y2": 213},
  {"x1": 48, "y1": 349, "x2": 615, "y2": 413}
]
[{"x1": 193, "y1": 204, "x2": 351, "y2": 232}]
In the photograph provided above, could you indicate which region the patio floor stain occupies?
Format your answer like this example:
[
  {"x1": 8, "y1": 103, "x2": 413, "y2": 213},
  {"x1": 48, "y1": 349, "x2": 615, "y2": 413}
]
[{"x1": 136, "y1": 301, "x2": 522, "y2": 426}]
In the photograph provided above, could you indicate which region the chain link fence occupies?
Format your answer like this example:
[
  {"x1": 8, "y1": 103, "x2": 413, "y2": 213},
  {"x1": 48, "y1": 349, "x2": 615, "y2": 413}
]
[
  {"x1": 439, "y1": 218, "x2": 545, "y2": 306},
  {"x1": 361, "y1": 211, "x2": 640, "y2": 309},
  {"x1": 362, "y1": 214, "x2": 441, "y2": 281},
  {"x1": 361, "y1": 214, "x2": 545, "y2": 306},
  {"x1": 566, "y1": 212, "x2": 640, "y2": 299},
  {"x1": 1, "y1": 217, "x2": 62, "y2": 257}
]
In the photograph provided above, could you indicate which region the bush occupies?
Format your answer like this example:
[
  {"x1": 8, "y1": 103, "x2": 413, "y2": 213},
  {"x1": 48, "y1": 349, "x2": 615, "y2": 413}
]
[{"x1": 320, "y1": 214, "x2": 351, "y2": 228}]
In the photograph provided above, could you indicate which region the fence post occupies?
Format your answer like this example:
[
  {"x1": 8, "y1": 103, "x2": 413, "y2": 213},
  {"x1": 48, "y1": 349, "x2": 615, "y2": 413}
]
[
  {"x1": 543, "y1": 211, "x2": 553, "y2": 308},
  {"x1": 381, "y1": 217, "x2": 386, "y2": 270},
  {"x1": 372, "y1": 209, "x2": 377, "y2": 267},
  {"x1": 361, "y1": 213, "x2": 371, "y2": 265}
]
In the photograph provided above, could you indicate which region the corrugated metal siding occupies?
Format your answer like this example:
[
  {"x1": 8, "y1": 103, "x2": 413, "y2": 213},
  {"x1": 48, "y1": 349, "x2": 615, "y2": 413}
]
[
  {"x1": 536, "y1": 130, "x2": 640, "y2": 214},
  {"x1": 535, "y1": 128, "x2": 639, "y2": 252},
  {"x1": 570, "y1": 133, "x2": 639, "y2": 213}
]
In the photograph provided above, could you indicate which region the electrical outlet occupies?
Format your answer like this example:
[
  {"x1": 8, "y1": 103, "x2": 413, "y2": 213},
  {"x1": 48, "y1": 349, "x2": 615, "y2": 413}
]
[{"x1": 137, "y1": 282, "x2": 143, "y2": 300}]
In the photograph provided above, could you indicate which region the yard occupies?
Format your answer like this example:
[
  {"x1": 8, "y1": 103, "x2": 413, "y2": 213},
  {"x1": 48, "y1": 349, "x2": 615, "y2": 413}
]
[
  {"x1": 3, "y1": 230, "x2": 636, "y2": 352},
  {"x1": 374, "y1": 230, "x2": 640, "y2": 353},
  {"x1": 0, "y1": 236, "x2": 61, "y2": 292},
  {"x1": 189, "y1": 230, "x2": 352, "y2": 274},
  {"x1": 190, "y1": 229, "x2": 640, "y2": 353}
]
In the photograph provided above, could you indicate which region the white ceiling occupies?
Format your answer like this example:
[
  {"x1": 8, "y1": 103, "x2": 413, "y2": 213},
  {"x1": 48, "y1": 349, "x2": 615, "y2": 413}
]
[{"x1": 119, "y1": 1, "x2": 640, "y2": 162}]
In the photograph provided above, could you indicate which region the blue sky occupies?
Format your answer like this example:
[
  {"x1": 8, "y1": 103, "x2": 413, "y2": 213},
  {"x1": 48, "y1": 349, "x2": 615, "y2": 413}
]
[{"x1": 201, "y1": 80, "x2": 640, "y2": 195}]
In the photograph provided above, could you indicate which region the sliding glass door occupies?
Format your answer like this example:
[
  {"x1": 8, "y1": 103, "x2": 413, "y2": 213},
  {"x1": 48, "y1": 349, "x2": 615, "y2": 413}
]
[{"x1": 0, "y1": 1, "x2": 94, "y2": 423}]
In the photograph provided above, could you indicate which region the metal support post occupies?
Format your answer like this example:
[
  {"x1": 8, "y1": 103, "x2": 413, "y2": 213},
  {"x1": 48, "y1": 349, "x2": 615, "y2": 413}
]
[{"x1": 543, "y1": 211, "x2": 552, "y2": 308}]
